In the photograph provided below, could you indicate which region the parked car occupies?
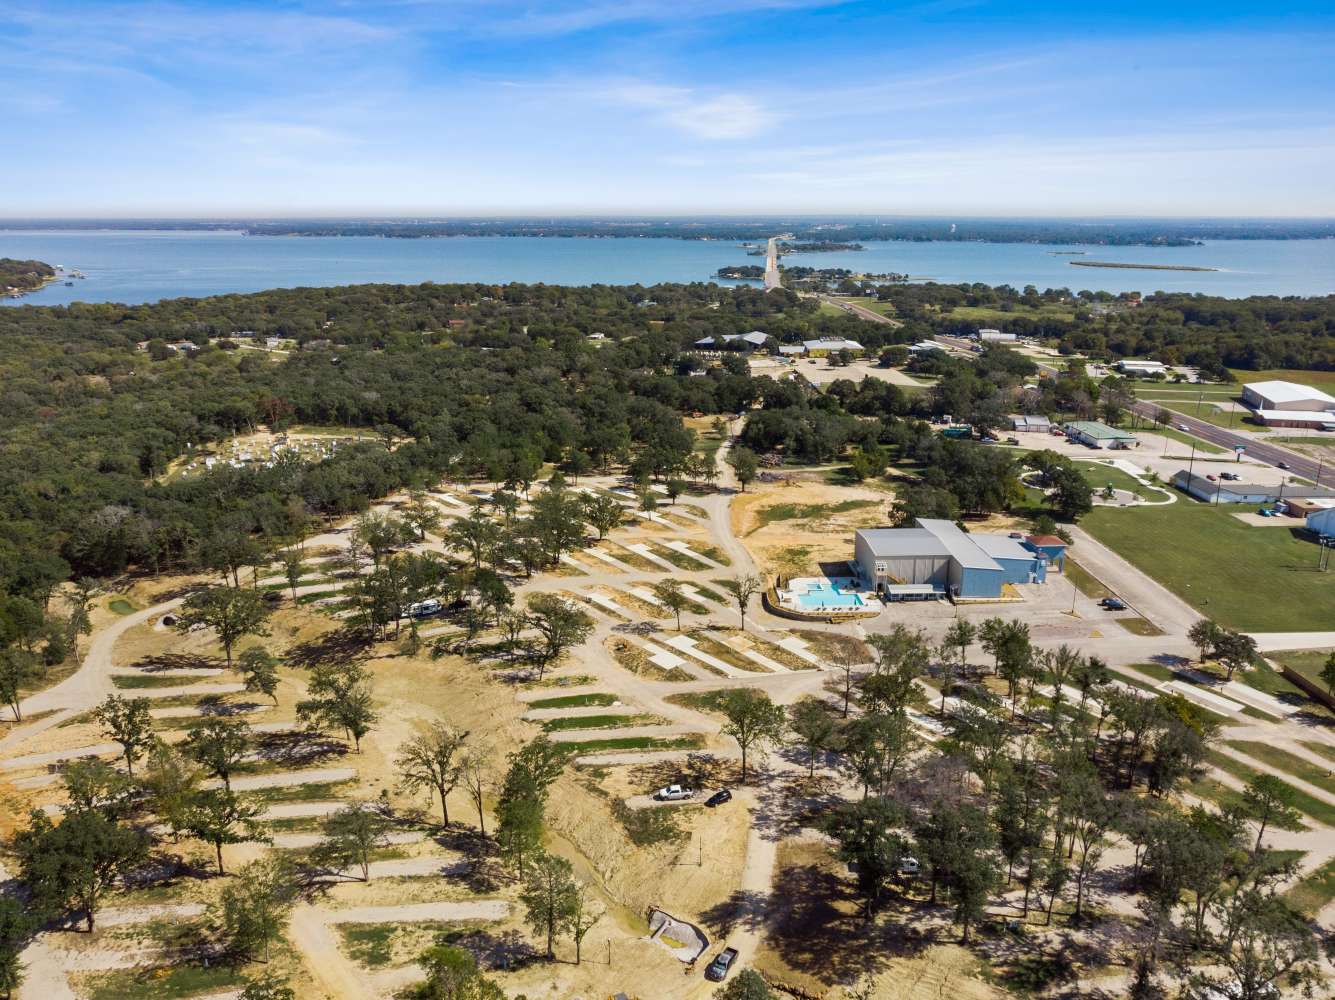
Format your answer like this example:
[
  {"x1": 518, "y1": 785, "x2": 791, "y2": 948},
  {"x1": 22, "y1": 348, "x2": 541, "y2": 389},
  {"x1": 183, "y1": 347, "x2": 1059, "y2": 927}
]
[
  {"x1": 706, "y1": 789, "x2": 732, "y2": 807},
  {"x1": 654, "y1": 784, "x2": 695, "y2": 802},
  {"x1": 1005, "y1": 436, "x2": 1020, "y2": 445},
  {"x1": 705, "y1": 948, "x2": 739, "y2": 982},
  {"x1": 898, "y1": 856, "x2": 921, "y2": 876},
  {"x1": 1099, "y1": 597, "x2": 1127, "y2": 610},
  {"x1": 1220, "y1": 472, "x2": 1239, "y2": 480}
]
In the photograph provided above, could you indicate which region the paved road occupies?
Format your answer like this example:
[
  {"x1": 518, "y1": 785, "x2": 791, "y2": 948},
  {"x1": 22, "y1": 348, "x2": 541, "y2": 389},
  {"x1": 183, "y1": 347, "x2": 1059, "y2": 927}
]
[
  {"x1": 816, "y1": 294, "x2": 903, "y2": 327},
  {"x1": 1129, "y1": 399, "x2": 1331, "y2": 486},
  {"x1": 763, "y1": 237, "x2": 781, "y2": 291}
]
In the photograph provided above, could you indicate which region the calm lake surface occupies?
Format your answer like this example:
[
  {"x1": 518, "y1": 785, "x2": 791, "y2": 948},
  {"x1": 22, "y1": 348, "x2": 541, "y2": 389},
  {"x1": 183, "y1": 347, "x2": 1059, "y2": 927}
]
[{"x1": 3, "y1": 230, "x2": 1333, "y2": 307}]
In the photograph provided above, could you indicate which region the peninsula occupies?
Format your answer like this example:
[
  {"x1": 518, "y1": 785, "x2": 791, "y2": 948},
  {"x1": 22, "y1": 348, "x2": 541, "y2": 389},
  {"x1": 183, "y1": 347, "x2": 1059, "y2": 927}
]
[
  {"x1": 0, "y1": 257, "x2": 57, "y2": 298},
  {"x1": 1069, "y1": 260, "x2": 1219, "y2": 272}
]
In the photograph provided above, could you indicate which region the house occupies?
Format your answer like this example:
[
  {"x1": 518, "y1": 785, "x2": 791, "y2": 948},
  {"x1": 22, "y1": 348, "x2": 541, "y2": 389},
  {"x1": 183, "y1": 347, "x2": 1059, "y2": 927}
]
[
  {"x1": 1116, "y1": 359, "x2": 1168, "y2": 376},
  {"x1": 802, "y1": 337, "x2": 864, "y2": 358},
  {"x1": 977, "y1": 329, "x2": 1017, "y2": 342},
  {"x1": 853, "y1": 520, "x2": 1047, "y2": 601},
  {"x1": 1024, "y1": 534, "x2": 1068, "y2": 571},
  {"x1": 1241, "y1": 380, "x2": 1335, "y2": 429},
  {"x1": 1010, "y1": 414, "x2": 1052, "y2": 433},
  {"x1": 1171, "y1": 470, "x2": 1335, "y2": 505},
  {"x1": 1064, "y1": 421, "x2": 1138, "y2": 449},
  {"x1": 693, "y1": 331, "x2": 770, "y2": 351}
]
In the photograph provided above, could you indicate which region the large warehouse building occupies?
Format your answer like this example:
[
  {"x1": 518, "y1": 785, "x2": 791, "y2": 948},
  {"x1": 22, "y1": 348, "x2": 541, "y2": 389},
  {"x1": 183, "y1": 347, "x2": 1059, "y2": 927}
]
[
  {"x1": 1171, "y1": 471, "x2": 1335, "y2": 505},
  {"x1": 853, "y1": 520, "x2": 1048, "y2": 600},
  {"x1": 1241, "y1": 380, "x2": 1335, "y2": 429}
]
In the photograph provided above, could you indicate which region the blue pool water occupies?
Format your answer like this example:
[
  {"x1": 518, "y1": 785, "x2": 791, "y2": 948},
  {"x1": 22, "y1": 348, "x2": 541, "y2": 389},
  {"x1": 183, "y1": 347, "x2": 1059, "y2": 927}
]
[{"x1": 793, "y1": 583, "x2": 865, "y2": 610}]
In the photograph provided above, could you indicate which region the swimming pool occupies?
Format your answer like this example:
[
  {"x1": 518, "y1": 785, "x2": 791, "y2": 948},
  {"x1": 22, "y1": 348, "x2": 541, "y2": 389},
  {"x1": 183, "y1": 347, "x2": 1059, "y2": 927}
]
[{"x1": 792, "y1": 582, "x2": 865, "y2": 610}]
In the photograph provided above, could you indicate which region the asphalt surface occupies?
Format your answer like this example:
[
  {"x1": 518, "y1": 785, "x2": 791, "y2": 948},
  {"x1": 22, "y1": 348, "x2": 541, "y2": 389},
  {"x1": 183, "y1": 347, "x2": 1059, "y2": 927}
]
[{"x1": 1128, "y1": 400, "x2": 1332, "y2": 486}]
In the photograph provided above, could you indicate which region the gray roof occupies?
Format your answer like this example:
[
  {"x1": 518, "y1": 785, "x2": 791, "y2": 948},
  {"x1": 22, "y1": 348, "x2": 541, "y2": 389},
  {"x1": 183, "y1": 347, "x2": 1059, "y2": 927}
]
[
  {"x1": 1172, "y1": 471, "x2": 1335, "y2": 500},
  {"x1": 971, "y1": 534, "x2": 1036, "y2": 562},
  {"x1": 694, "y1": 331, "x2": 770, "y2": 348},
  {"x1": 917, "y1": 519, "x2": 1002, "y2": 572},
  {"x1": 857, "y1": 528, "x2": 948, "y2": 559}
]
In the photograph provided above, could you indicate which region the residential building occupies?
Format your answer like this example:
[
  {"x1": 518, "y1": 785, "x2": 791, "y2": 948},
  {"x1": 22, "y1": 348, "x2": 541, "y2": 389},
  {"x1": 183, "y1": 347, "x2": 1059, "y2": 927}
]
[
  {"x1": 853, "y1": 520, "x2": 1047, "y2": 600},
  {"x1": 1064, "y1": 420, "x2": 1139, "y2": 449},
  {"x1": 1241, "y1": 380, "x2": 1335, "y2": 429},
  {"x1": 693, "y1": 331, "x2": 771, "y2": 351}
]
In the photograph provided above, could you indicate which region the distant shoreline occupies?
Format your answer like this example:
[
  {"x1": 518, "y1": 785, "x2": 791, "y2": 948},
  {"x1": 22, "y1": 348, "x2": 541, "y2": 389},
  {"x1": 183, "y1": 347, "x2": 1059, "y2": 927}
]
[{"x1": 1069, "y1": 260, "x2": 1219, "y2": 272}]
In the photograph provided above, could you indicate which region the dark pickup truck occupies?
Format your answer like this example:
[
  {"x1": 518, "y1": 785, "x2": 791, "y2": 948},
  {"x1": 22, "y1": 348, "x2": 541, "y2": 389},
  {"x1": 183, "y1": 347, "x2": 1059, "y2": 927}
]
[{"x1": 705, "y1": 947, "x2": 739, "y2": 982}]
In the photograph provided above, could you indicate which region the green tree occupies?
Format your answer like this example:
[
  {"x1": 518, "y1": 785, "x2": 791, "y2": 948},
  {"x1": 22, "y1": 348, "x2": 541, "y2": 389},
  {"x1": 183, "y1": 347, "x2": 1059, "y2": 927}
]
[
  {"x1": 1320, "y1": 651, "x2": 1335, "y2": 697},
  {"x1": 732, "y1": 573, "x2": 763, "y2": 632},
  {"x1": 13, "y1": 808, "x2": 148, "y2": 932},
  {"x1": 316, "y1": 804, "x2": 391, "y2": 881},
  {"x1": 727, "y1": 446, "x2": 759, "y2": 491},
  {"x1": 215, "y1": 858, "x2": 297, "y2": 961},
  {"x1": 524, "y1": 593, "x2": 594, "y2": 681},
  {"x1": 0, "y1": 897, "x2": 35, "y2": 1000},
  {"x1": 238, "y1": 647, "x2": 281, "y2": 703},
  {"x1": 496, "y1": 737, "x2": 567, "y2": 875},
  {"x1": 0, "y1": 648, "x2": 41, "y2": 722},
  {"x1": 720, "y1": 688, "x2": 786, "y2": 783},
  {"x1": 239, "y1": 976, "x2": 296, "y2": 1000},
  {"x1": 520, "y1": 852, "x2": 577, "y2": 960},
  {"x1": 580, "y1": 494, "x2": 624, "y2": 540},
  {"x1": 443, "y1": 509, "x2": 501, "y2": 571},
  {"x1": 184, "y1": 718, "x2": 252, "y2": 792},
  {"x1": 61, "y1": 759, "x2": 136, "y2": 821},
  {"x1": 402, "y1": 490, "x2": 443, "y2": 541},
  {"x1": 1241, "y1": 774, "x2": 1302, "y2": 850},
  {"x1": 1188, "y1": 618, "x2": 1224, "y2": 662},
  {"x1": 715, "y1": 969, "x2": 773, "y2": 999},
  {"x1": 788, "y1": 697, "x2": 837, "y2": 778},
  {"x1": 821, "y1": 796, "x2": 910, "y2": 916},
  {"x1": 183, "y1": 788, "x2": 268, "y2": 875},
  {"x1": 175, "y1": 585, "x2": 273, "y2": 669},
  {"x1": 396, "y1": 723, "x2": 469, "y2": 826},
  {"x1": 297, "y1": 660, "x2": 377, "y2": 752},
  {"x1": 93, "y1": 694, "x2": 155, "y2": 776},
  {"x1": 140, "y1": 742, "x2": 203, "y2": 838},
  {"x1": 568, "y1": 879, "x2": 602, "y2": 966},
  {"x1": 652, "y1": 579, "x2": 691, "y2": 631},
  {"x1": 413, "y1": 941, "x2": 505, "y2": 1000}
]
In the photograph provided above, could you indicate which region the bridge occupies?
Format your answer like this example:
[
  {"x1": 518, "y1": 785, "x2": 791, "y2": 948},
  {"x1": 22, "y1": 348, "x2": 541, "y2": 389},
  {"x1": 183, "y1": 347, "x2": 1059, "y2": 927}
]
[{"x1": 763, "y1": 234, "x2": 792, "y2": 291}]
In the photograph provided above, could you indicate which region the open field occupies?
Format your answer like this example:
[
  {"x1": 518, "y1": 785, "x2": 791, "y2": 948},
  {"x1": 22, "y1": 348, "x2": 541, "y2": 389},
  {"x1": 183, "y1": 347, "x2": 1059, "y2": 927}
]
[
  {"x1": 1229, "y1": 369, "x2": 1335, "y2": 392},
  {"x1": 1082, "y1": 499, "x2": 1335, "y2": 631}
]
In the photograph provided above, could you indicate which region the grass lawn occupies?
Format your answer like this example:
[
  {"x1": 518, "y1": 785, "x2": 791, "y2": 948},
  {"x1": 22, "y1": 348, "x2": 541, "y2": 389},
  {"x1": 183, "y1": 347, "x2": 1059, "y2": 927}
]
[
  {"x1": 84, "y1": 964, "x2": 247, "y2": 1000},
  {"x1": 1117, "y1": 617, "x2": 1165, "y2": 637},
  {"x1": 1285, "y1": 857, "x2": 1335, "y2": 917},
  {"x1": 561, "y1": 734, "x2": 706, "y2": 755},
  {"x1": 527, "y1": 692, "x2": 619, "y2": 709},
  {"x1": 1225, "y1": 741, "x2": 1335, "y2": 797},
  {"x1": 1270, "y1": 435, "x2": 1335, "y2": 449},
  {"x1": 1063, "y1": 558, "x2": 1113, "y2": 601},
  {"x1": 1075, "y1": 461, "x2": 1158, "y2": 497},
  {"x1": 1206, "y1": 750, "x2": 1333, "y2": 826},
  {"x1": 1081, "y1": 500, "x2": 1335, "y2": 631},
  {"x1": 112, "y1": 673, "x2": 201, "y2": 689},
  {"x1": 1229, "y1": 369, "x2": 1335, "y2": 392},
  {"x1": 943, "y1": 303, "x2": 1077, "y2": 322},
  {"x1": 1301, "y1": 741, "x2": 1335, "y2": 766},
  {"x1": 1134, "y1": 426, "x2": 1229, "y2": 454},
  {"x1": 1235, "y1": 659, "x2": 1331, "y2": 720},
  {"x1": 1268, "y1": 649, "x2": 1335, "y2": 690},
  {"x1": 540, "y1": 714, "x2": 647, "y2": 732},
  {"x1": 108, "y1": 597, "x2": 137, "y2": 615},
  {"x1": 1157, "y1": 400, "x2": 1268, "y2": 433}
]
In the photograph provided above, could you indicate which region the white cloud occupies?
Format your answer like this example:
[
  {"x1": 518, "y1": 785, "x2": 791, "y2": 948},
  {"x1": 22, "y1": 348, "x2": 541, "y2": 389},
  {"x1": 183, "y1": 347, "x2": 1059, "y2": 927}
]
[{"x1": 598, "y1": 81, "x2": 780, "y2": 139}]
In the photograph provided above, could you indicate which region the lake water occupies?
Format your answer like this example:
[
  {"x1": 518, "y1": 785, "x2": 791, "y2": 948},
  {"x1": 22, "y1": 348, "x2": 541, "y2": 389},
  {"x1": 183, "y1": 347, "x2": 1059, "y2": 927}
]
[{"x1": 3, "y1": 229, "x2": 1334, "y2": 307}]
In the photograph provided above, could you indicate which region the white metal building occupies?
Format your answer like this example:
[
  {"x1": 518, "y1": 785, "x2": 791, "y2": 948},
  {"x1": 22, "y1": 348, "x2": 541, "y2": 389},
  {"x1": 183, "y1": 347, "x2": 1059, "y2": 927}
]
[{"x1": 1242, "y1": 380, "x2": 1335, "y2": 428}]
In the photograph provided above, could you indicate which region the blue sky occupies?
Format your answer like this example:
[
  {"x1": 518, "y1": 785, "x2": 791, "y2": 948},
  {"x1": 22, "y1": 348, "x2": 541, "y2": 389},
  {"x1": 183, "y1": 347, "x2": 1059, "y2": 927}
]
[{"x1": 3, "y1": 0, "x2": 1334, "y2": 215}]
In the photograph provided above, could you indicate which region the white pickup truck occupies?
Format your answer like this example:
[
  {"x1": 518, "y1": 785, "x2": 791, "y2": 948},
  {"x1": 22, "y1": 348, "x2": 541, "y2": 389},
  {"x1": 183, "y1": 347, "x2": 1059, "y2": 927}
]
[{"x1": 653, "y1": 784, "x2": 695, "y2": 801}]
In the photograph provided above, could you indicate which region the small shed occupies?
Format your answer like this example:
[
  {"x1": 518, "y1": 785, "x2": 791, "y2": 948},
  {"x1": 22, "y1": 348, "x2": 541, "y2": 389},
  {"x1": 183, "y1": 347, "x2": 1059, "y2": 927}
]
[{"x1": 1024, "y1": 534, "x2": 1068, "y2": 570}]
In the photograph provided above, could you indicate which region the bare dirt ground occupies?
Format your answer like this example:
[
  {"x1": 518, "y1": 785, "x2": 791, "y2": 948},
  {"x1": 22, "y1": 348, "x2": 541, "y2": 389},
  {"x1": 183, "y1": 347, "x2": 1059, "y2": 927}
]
[{"x1": 731, "y1": 478, "x2": 892, "y2": 578}]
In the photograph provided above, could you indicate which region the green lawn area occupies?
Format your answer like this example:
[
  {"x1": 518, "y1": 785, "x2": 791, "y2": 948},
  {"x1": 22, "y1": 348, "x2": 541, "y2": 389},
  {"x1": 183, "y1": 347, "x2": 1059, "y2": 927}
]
[
  {"x1": 1063, "y1": 558, "x2": 1113, "y2": 600},
  {"x1": 85, "y1": 964, "x2": 247, "y2": 1000},
  {"x1": 540, "y1": 714, "x2": 647, "y2": 732},
  {"x1": 1229, "y1": 369, "x2": 1335, "y2": 392},
  {"x1": 1285, "y1": 857, "x2": 1335, "y2": 917},
  {"x1": 1301, "y1": 741, "x2": 1335, "y2": 766},
  {"x1": 1075, "y1": 461, "x2": 1157, "y2": 496},
  {"x1": 108, "y1": 597, "x2": 137, "y2": 615},
  {"x1": 1081, "y1": 501, "x2": 1335, "y2": 631},
  {"x1": 1134, "y1": 426, "x2": 1229, "y2": 454},
  {"x1": 112, "y1": 673, "x2": 197, "y2": 689},
  {"x1": 1225, "y1": 741, "x2": 1335, "y2": 797},
  {"x1": 1206, "y1": 750, "x2": 1333, "y2": 826},
  {"x1": 560, "y1": 734, "x2": 706, "y2": 755},
  {"x1": 527, "y1": 692, "x2": 619, "y2": 709},
  {"x1": 1234, "y1": 659, "x2": 1332, "y2": 720},
  {"x1": 942, "y1": 303, "x2": 1077, "y2": 322},
  {"x1": 1270, "y1": 435, "x2": 1335, "y2": 449},
  {"x1": 1156, "y1": 400, "x2": 1268, "y2": 432},
  {"x1": 1269, "y1": 649, "x2": 1335, "y2": 690}
]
